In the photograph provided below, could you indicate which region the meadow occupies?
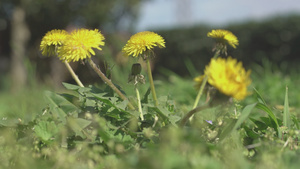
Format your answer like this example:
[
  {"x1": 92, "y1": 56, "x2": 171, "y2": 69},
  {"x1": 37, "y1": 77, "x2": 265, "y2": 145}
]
[{"x1": 1, "y1": 27, "x2": 300, "y2": 169}]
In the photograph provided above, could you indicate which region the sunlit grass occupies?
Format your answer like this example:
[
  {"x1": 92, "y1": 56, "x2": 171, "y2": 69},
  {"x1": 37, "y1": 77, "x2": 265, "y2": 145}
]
[
  {"x1": 0, "y1": 85, "x2": 50, "y2": 126},
  {"x1": 1, "y1": 27, "x2": 300, "y2": 169},
  {"x1": 0, "y1": 63, "x2": 300, "y2": 168}
]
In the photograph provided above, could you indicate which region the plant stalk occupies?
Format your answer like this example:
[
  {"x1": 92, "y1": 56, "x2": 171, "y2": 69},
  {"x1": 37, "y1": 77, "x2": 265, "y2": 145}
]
[
  {"x1": 189, "y1": 50, "x2": 220, "y2": 121},
  {"x1": 192, "y1": 76, "x2": 208, "y2": 109},
  {"x1": 64, "y1": 61, "x2": 84, "y2": 87},
  {"x1": 180, "y1": 104, "x2": 210, "y2": 127},
  {"x1": 87, "y1": 58, "x2": 135, "y2": 110},
  {"x1": 135, "y1": 86, "x2": 144, "y2": 121},
  {"x1": 146, "y1": 58, "x2": 158, "y2": 107},
  {"x1": 192, "y1": 50, "x2": 220, "y2": 109}
]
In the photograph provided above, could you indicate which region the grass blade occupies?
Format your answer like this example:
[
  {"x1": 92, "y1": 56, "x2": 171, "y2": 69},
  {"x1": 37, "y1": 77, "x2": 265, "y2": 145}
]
[
  {"x1": 291, "y1": 115, "x2": 299, "y2": 130},
  {"x1": 253, "y1": 87, "x2": 267, "y2": 105},
  {"x1": 283, "y1": 86, "x2": 290, "y2": 128},
  {"x1": 255, "y1": 103, "x2": 281, "y2": 138},
  {"x1": 233, "y1": 103, "x2": 257, "y2": 131},
  {"x1": 254, "y1": 88, "x2": 282, "y2": 138},
  {"x1": 220, "y1": 103, "x2": 257, "y2": 141}
]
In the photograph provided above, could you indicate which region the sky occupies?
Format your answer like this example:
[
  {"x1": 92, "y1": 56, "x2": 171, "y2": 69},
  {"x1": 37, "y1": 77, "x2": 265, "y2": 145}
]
[{"x1": 136, "y1": 0, "x2": 300, "y2": 31}]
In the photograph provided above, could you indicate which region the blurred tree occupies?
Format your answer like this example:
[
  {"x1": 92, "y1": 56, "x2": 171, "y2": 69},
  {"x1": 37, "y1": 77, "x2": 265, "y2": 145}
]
[
  {"x1": 10, "y1": 5, "x2": 30, "y2": 91},
  {"x1": 0, "y1": 0, "x2": 143, "y2": 89}
]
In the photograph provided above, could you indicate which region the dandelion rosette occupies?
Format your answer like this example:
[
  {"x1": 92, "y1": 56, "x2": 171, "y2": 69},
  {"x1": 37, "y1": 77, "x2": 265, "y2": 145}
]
[
  {"x1": 40, "y1": 29, "x2": 69, "y2": 56},
  {"x1": 204, "y1": 57, "x2": 251, "y2": 100},
  {"x1": 122, "y1": 31, "x2": 165, "y2": 58},
  {"x1": 58, "y1": 29, "x2": 105, "y2": 62},
  {"x1": 207, "y1": 29, "x2": 239, "y2": 49}
]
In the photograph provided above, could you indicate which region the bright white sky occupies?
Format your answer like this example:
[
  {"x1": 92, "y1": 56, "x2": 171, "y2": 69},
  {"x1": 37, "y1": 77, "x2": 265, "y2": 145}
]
[{"x1": 136, "y1": 0, "x2": 300, "y2": 31}]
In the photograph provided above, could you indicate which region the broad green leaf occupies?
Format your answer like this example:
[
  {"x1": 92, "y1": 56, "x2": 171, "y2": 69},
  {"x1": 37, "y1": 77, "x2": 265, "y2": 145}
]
[
  {"x1": 82, "y1": 97, "x2": 97, "y2": 108},
  {"x1": 60, "y1": 93, "x2": 78, "y2": 103},
  {"x1": 115, "y1": 100, "x2": 129, "y2": 110},
  {"x1": 112, "y1": 133, "x2": 134, "y2": 144},
  {"x1": 149, "y1": 106, "x2": 168, "y2": 120},
  {"x1": 219, "y1": 103, "x2": 257, "y2": 140},
  {"x1": 260, "y1": 117, "x2": 276, "y2": 129},
  {"x1": 44, "y1": 91, "x2": 67, "y2": 122},
  {"x1": 105, "y1": 109, "x2": 122, "y2": 119},
  {"x1": 158, "y1": 96, "x2": 168, "y2": 103},
  {"x1": 219, "y1": 119, "x2": 237, "y2": 141},
  {"x1": 243, "y1": 126, "x2": 260, "y2": 139},
  {"x1": 92, "y1": 93, "x2": 119, "y2": 109},
  {"x1": 62, "y1": 82, "x2": 91, "y2": 96},
  {"x1": 283, "y1": 86, "x2": 290, "y2": 128},
  {"x1": 233, "y1": 103, "x2": 257, "y2": 131},
  {"x1": 250, "y1": 118, "x2": 268, "y2": 130},
  {"x1": 92, "y1": 93, "x2": 134, "y2": 118},
  {"x1": 168, "y1": 115, "x2": 181, "y2": 126},
  {"x1": 157, "y1": 105, "x2": 180, "y2": 126},
  {"x1": 141, "y1": 88, "x2": 151, "y2": 104},
  {"x1": 34, "y1": 121, "x2": 59, "y2": 141},
  {"x1": 62, "y1": 82, "x2": 82, "y2": 91},
  {"x1": 44, "y1": 91, "x2": 78, "y2": 123},
  {"x1": 67, "y1": 117, "x2": 91, "y2": 138},
  {"x1": 97, "y1": 118, "x2": 112, "y2": 142},
  {"x1": 148, "y1": 106, "x2": 179, "y2": 126}
]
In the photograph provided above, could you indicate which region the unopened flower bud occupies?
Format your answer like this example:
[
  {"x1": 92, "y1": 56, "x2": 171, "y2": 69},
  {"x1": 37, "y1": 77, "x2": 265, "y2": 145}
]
[{"x1": 131, "y1": 63, "x2": 142, "y2": 76}]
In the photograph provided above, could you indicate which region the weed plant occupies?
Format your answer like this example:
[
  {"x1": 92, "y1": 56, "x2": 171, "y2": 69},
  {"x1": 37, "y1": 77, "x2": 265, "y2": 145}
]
[{"x1": 0, "y1": 28, "x2": 300, "y2": 169}]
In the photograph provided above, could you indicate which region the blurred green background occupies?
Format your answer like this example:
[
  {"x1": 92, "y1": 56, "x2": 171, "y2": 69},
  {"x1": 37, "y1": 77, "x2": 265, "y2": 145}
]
[{"x1": 0, "y1": 0, "x2": 300, "y2": 103}]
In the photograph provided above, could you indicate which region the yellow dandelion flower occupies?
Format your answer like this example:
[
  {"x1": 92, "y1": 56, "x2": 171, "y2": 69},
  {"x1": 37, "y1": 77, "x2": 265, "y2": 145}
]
[
  {"x1": 40, "y1": 29, "x2": 68, "y2": 56},
  {"x1": 194, "y1": 75, "x2": 205, "y2": 90},
  {"x1": 122, "y1": 31, "x2": 165, "y2": 58},
  {"x1": 58, "y1": 29, "x2": 105, "y2": 62},
  {"x1": 207, "y1": 29, "x2": 239, "y2": 48},
  {"x1": 204, "y1": 57, "x2": 251, "y2": 100}
]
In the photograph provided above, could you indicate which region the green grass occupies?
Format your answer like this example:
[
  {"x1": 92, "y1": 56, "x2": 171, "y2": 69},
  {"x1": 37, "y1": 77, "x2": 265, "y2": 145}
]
[
  {"x1": 0, "y1": 86, "x2": 49, "y2": 126},
  {"x1": 0, "y1": 59, "x2": 300, "y2": 169}
]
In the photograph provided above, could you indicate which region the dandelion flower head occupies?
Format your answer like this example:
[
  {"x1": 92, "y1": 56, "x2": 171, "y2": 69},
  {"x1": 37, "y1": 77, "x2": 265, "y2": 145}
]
[
  {"x1": 58, "y1": 29, "x2": 105, "y2": 62},
  {"x1": 204, "y1": 57, "x2": 251, "y2": 100},
  {"x1": 40, "y1": 29, "x2": 68, "y2": 56},
  {"x1": 122, "y1": 31, "x2": 165, "y2": 58},
  {"x1": 207, "y1": 29, "x2": 239, "y2": 48}
]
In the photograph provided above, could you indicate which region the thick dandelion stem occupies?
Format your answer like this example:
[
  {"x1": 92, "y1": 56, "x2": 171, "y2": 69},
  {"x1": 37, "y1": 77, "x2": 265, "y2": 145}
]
[
  {"x1": 192, "y1": 50, "x2": 220, "y2": 109},
  {"x1": 135, "y1": 86, "x2": 144, "y2": 121},
  {"x1": 64, "y1": 61, "x2": 84, "y2": 87},
  {"x1": 189, "y1": 76, "x2": 208, "y2": 122},
  {"x1": 190, "y1": 50, "x2": 220, "y2": 121},
  {"x1": 146, "y1": 58, "x2": 158, "y2": 107},
  {"x1": 192, "y1": 76, "x2": 208, "y2": 109},
  {"x1": 87, "y1": 58, "x2": 135, "y2": 110},
  {"x1": 180, "y1": 104, "x2": 210, "y2": 127}
]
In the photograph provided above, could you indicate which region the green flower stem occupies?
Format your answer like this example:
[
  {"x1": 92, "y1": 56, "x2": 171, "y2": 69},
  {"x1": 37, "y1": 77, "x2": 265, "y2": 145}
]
[
  {"x1": 189, "y1": 50, "x2": 220, "y2": 122},
  {"x1": 135, "y1": 86, "x2": 144, "y2": 121},
  {"x1": 146, "y1": 58, "x2": 158, "y2": 107},
  {"x1": 192, "y1": 76, "x2": 208, "y2": 109},
  {"x1": 64, "y1": 61, "x2": 84, "y2": 87},
  {"x1": 192, "y1": 50, "x2": 220, "y2": 109},
  {"x1": 87, "y1": 58, "x2": 135, "y2": 110},
  {"x1": 180, "y1": 104, "x2": 210, "y2": 127}
]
